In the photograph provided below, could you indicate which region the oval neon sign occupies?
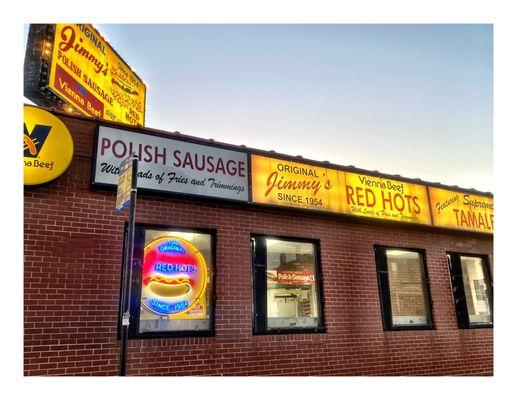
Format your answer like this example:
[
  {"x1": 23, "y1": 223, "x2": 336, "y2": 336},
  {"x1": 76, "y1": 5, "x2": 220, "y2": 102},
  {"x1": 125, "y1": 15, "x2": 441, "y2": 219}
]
[
  {"x1": 23, "y1": 106, "x2": 74, "y2": 185},
  {"x1": 141, "y1": 236, "x2": 207, "y2": 316}
]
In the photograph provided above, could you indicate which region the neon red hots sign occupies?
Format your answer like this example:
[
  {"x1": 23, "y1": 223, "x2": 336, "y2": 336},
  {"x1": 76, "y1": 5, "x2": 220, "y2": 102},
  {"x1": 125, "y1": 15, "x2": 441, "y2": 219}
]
[{"x1": 141, "y1": 236, "x2": 207, "y2": 316}]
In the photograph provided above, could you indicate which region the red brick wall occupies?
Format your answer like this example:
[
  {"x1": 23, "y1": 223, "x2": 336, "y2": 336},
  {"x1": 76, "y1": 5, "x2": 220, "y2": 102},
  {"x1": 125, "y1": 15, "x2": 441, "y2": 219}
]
[{"x1": 24, "y1": 112, "x2": 493, "y2": 376}]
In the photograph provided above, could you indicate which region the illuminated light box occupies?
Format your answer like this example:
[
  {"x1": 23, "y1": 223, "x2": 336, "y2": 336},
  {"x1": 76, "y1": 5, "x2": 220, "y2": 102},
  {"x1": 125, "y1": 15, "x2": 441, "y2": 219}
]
[
  {"x1": 24, "y1": 24, "x2": 146, "y2": 126},
  {"x1": 141, "y1": 236, "x2": 208, "y2": 318}
]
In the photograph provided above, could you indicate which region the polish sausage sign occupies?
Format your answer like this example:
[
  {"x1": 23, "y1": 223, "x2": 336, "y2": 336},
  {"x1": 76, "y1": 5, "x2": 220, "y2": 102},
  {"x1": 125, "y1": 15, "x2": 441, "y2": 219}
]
[{"x1": 93, "y1": 126, "x2": 249, "y2": 201}]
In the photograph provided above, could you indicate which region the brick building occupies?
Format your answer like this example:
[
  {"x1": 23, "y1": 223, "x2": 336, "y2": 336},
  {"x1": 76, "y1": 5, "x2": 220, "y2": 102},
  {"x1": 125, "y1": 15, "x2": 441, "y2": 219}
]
[{"x1": 24, "y1": 106, "x2": 493, "y2": 376}]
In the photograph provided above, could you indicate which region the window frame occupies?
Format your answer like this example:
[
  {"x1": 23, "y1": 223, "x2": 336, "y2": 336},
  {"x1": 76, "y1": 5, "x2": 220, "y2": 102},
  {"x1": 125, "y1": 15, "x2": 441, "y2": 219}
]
[
  {"x1": 374, "y1": 245, "x2": 435, "y2": 331},
  {"x1": 122, "y1": 223, "x2": 217, "y2": 339},
  {"x1": 251, "y1": 234, "x2": 326, "y2": 335},
  {"x1": 446, "y1": 252, "x2": 493, "y2": 329}
]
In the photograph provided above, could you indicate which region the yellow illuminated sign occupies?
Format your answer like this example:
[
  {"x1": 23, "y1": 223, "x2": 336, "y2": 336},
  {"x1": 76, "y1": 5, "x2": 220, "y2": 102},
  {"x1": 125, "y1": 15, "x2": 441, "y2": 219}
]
[
  {"x1": 251, "y1": 155, "x2": 345, "y2": 213},
  {"x1": 342, "y1": 172, "x2": 431, "y2": 225},
  {"x1": 23, "y1": 106, "x2": 74, "y2": 185},
  {"x1": 48, "y1": 24, "x2": 146, "y2": 126},
  {"x1": 429, "y1": 187, "x2": 493, "y2": 233},
  {"x1": 251, "y1": 155, "x2": 431, "y2": 226}
]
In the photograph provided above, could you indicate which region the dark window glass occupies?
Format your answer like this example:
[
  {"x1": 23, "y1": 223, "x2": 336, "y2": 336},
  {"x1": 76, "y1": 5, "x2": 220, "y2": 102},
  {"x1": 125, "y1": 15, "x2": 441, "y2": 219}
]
[
  {"x1": 375, "y1": 246, "x2": 433, "y2": 330},
  {"x1": 252, "y1": 236, "x2": 324, "y2": 334},
  {"x1": 125, "y1": 225, "x2": 215, "y2": 339},
  {"x1": 447, "y1": 253, "x2": 493, "y2": 328}
]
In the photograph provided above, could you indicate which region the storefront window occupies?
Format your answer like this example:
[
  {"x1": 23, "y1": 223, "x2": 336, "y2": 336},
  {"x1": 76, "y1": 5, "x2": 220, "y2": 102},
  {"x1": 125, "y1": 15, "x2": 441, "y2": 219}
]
[
  {"x1": 375, "y1": 246, "x2": 433, "y2": 330},
  {"x1": 252, "y1": 236, "x2": 324, "y2": 334},
  {"x1": 447, "y1": 253, "x2": 493, "y2": 328},
  {"x1": 127, "y1": 225, "x2": 215, "y2": 338}
]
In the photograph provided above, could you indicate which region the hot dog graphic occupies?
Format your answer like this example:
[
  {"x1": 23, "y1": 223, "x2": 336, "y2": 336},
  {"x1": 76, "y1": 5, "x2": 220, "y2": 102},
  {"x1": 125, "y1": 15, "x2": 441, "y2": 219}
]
[
  {"x1": 141, "y1": 236, "x2": 208, "y2": 316},
  {"x1": 145, "y1": 274, "x2": 192, "y2": 298}
]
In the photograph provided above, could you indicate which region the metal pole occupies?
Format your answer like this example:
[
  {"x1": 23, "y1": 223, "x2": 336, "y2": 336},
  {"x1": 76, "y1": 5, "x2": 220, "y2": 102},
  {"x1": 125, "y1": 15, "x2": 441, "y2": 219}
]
[{"x1": 119, "y1": 154, "x2": 138, "y2": 376}]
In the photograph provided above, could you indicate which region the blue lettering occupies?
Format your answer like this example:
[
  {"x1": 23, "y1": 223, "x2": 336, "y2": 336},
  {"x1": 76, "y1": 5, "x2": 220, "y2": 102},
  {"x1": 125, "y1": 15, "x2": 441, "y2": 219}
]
[
  {"x1": 158, "y1": 240, "x2": 186, "y2": 254},
  {"x1": 149, "y1": 299, "x2": 171, "y2": 312},
  {"x1": 146, "y1": 298, "x2": 189, "y2": 315},
  {"x1": 154, "y1": 263, "x2": 197, "y2": 273}
]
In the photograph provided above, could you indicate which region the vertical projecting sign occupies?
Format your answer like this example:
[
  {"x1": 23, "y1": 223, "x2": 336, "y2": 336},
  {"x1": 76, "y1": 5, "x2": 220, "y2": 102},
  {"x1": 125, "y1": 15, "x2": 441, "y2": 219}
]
[
  {"x1": 115, "y1": 155, "x2": 134, "y2": 212},
  {"x1": 24, "y1": 24, "x2": 146, "y2": 126}
]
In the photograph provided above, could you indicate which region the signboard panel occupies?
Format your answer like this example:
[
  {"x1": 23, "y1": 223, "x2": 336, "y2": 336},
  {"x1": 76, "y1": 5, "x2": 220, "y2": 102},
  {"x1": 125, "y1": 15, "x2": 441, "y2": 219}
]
[
  {"x1": 275, "y1": 269, "x2": 316, "y2": 285},
  {"x1": 49, "y1": 24, "x2": 146, "y2": 126},
  {"x1": 93, "y1": 126, "x2": 249, "y2": 202},
  {"x1": 23, "y1": 105, "x2": 74, "y2": 185},
  {"x1": 115, "y1": 155, "x2": 133, "y2": 212},
  {"x1": 428, "y1": 187, "x2": 494, "y2": 233},
  {"x1": 251, "y1": 155, "x2": 345, "y2": 212},
  {"x1": 251, "y1": 155, "x2": 431, "y2": 225},
  {"x1": 95, "y1": 130, "x2": 492, "y2": 234},
  {"x1": 25, "y1": 24, "x2": 146, "y2": 126},
  {"x1": 342, "y1": 171, "x2": 431, "y2": 225}
]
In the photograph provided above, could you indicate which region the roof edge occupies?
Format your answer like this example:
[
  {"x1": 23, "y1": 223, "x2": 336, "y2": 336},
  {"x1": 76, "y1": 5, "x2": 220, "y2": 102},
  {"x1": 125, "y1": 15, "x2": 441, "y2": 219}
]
[{"x1": 24, "y1": 103, "x2": 493, "y2": 198}]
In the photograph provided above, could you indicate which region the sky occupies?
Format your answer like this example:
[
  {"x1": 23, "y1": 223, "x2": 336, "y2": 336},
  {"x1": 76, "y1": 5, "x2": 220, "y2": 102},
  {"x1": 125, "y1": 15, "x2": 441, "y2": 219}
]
[{"x1": 24, "y1": 24, "x2": 493, "y2": 192}]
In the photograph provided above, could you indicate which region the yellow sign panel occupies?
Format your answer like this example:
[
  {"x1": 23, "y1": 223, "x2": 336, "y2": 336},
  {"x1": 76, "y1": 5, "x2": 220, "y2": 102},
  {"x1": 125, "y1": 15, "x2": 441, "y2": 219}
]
[
  {"x1": 342, "y1": 172, "x2": 431, "y2": 225},
  {"x1": 251, "y1": 155, "x2": 431, "y2": 225},
  {"x1": 429, "y1": 187, "x2": 493, "y2": 233},
  {"x1": 48, "y1": 24, "x2": 146, "y2": 126},
  {"x1": 23, "y1": 106, "x2": 74, "y2": 185},
  {"x1": 251, "y1": 155, "x2": 345, "y2": 213}
]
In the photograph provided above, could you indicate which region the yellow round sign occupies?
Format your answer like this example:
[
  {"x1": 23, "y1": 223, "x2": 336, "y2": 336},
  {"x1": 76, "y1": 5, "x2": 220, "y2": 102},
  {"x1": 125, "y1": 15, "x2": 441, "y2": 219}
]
[{"x1": 23, "y1": 106, "x2": 74, "y2": 185}]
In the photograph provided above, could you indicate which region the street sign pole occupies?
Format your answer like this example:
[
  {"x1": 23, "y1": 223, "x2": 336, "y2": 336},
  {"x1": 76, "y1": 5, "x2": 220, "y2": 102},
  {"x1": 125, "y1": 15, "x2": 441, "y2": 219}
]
[{"x1": 118, "y1": 154, "x2": 138, "y2": 376}]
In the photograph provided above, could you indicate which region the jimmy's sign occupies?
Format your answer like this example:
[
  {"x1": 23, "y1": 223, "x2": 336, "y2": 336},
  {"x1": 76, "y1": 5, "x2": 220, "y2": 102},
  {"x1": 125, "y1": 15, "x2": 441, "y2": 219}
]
[
  {"x1": 49, "y1": 24, "x2": 146, "y2": 126},
  {"x1": 24, "y1": 24, "x2": 146, "y2": 127},
  {"x1": 93, "y1": 126, "x2": 249, "y2": 202},
  {"x1": 251, "y1": 155, "x2": 431, "y2": 225}
]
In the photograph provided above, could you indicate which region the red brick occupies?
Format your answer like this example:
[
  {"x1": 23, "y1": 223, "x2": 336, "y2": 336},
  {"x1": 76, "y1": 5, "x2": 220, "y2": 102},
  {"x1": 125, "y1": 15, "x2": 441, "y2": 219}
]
[{"x1": 24, "y1": 110, "x2": 493, "y2": 376}]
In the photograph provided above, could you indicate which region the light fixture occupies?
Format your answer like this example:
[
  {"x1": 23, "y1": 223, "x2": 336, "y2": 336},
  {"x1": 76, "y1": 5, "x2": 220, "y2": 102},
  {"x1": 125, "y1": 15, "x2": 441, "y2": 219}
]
[
  {"x1": 386, "y1": 249, "x2": 419, "y2": 258},
  {"x1": 168, "y1": 232, "x2": 196, "y2": 242}
]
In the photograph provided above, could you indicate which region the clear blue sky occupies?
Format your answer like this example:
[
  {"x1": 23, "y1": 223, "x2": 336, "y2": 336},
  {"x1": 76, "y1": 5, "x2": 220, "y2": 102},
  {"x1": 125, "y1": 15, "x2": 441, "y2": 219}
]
[{"x1": 24, "y1": 24, "x2": 493, "y2": 192}]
